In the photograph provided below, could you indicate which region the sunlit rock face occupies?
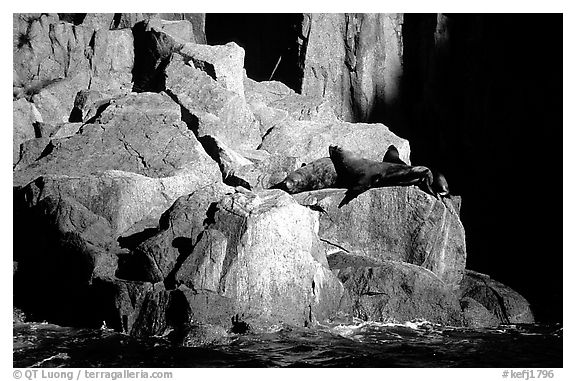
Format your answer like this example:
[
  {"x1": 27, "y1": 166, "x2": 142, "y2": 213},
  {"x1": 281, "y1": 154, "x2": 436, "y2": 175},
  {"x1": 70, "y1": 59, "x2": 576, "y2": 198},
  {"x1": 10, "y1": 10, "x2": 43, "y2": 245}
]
[
  {"x1": 294, "y1": 187, "x2": 466, "y2": 291},
  {"x1": 299, "y1": 13, "x2": 404, "y2": 123}
]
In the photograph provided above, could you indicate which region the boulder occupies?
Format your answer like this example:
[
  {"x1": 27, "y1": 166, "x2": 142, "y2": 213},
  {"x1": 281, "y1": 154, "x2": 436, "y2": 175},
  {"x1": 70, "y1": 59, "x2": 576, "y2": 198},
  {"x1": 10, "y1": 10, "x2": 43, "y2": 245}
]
[
  {"x1": 70, "y1": 89, "x2": 112, "y2": 123},
  {"x1": 13, "y1": 14, "x2": 67, "y2": 84},
  {"x1": 92, "y1": 278, "x2": 178, "y2": 337},
  {"x1": 233, "y1": 151, "x2": 299, "y2": 190},
  {"x1": 179, "y1": 42, "x2": 246, "y2": 96},
  {"x1": 268, "y1": 94, "x2": 338, "y2": 123},
  {"x1": 157, "y1": 20, "x2": 196, "y2": 43},
  {"x1": 89, "y1": 278, "x2": 154, "y2": 333},
  {"x1": 81, "y1": 13, "x2": 115, "y2": 30},
  {"x1": 13, "y1": 98, "x2": 43, "y2": 164},
  {"x1": 197, "y1": 135, "x2": 298, "y2": 190},
  {"x1": 331, "y1": 253, "x2": 463, "y2": 325},
  {"x1": 299, "y1": 13, "x2": 404, "y2": 123},
  {"x1": 244, "y1": 78, "x2": 291, "y2": 134},
  {"x1": 165, "y1": 55, "x2": 261, "y2": 151},
  {"x1": 259, "y1": 119, "x2": 411, "y2": 166},
  {"x1": 122, "y1": 182, "x2": 231, "y2": 283},
  {"x1": 13, "y1": 92, "x2": 221, "y2": 188},
  {"x1": 459, "y1": 270, "x2": 535, "y2": 324},
  {"x1": 175, "y1": 286, "x2": 236, "y2": 329},
  {"x1": 15, "y1": 169, "x2": 218, "y2": 293},
  {"x1": 16, "y1": 123, "x2": 84, "y2": 161},
  {"x1": 112, "y1": 14, "x2": 206, "y2": 44},
  {"x1": 129, "y1": 282, "x2": 172, "y2": 337},
  {"x1": 244, "y1": 78, "x2": 337, "y2": 135},
  {"x1": 88, "y1": 28, "x2": 135, "y2": 93},
  {"x1": 294, "y1": 187, "x2": 466, "y2": 290},
  {"x1": 50, "y1": 123, "x2": 84, "y2": 139},
  {"x1": 460, "y1": 297, "x2": 500, "y2": 328},
  {"x1": 171, "y1": 323, "x2": 232, "y2": 347},
  {"x1": 31, "y1": 73, "x2": 90, "y2": 123},
  {"x1": 13, "y1": 14, "x2": 134, "y2": 126},
  {"x1": 20, "y1": 170, "x2": 224, "y2": 237},
  {"x1": 13, "y1": 138, "x2": 51, "y2": 170},
  {"x1": 198, "y1": 135, "x2": 254, "y2": 179},
  {"x1": 173, "y1": 189, "x2": 345, "y2": 328}
]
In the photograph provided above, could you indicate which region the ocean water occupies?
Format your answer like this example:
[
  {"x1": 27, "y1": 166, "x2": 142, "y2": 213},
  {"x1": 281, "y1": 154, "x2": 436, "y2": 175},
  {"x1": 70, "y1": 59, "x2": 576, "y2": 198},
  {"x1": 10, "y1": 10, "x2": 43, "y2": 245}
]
[{"x1": 13, "y1": 320, "x2": 562, "y2": 368}]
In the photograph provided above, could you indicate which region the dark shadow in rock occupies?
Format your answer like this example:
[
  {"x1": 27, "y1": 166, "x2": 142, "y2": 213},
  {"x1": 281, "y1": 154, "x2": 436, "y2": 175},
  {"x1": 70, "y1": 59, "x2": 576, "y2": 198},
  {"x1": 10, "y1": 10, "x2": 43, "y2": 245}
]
[
  {"x1": 111, "y1": 13, "x2": 123, "y2": 29},
  {"x1": 34, "y1": 141, "x2": 54, "y2": 162},
  {"x1": 88, "y1": 277, "x2": 125, "y2": 332},
  {"x1": 230, "y1": 314, "x2": 250, "y2": 334},
  {"x1": 132, "y1": 20, "x2": 179, "y2": 93},
  {"x1": 164, "y1": 89, "x2": 199, "y2": 135},
  {"x1": 196, "y1": 135, "x2": 253, "y2": 189},
  {"x1": 117, "y1": 227, "x2": 160, "y2": 250},
  {"x1": 197, "y1": 135, "x2": 221, "y2": 163},
  {"x1": 205, "y1": 14, "x2": 304, "y2": 92},
  {"x1": 189, "y1": 58, "x2": 217, "y2": 81},
  {"x1": 173, "y1": 237, "x2": 193, "y2": 258},
  {"x1": 225, "y1": 176, "x2": 252, "y2": 190},
  {"x1": 70, "y1": 100, "x2": 112, "y2": 124},
  {"x1": 165, "y1": 200, "x2": 220, "y2": 290},
  {"x1": 12, "y1": 204, "x2": 104, "y2": 328},
  {"x1": 58, "y1": 13, "x2": 87, "y2": 25},
  {"x1": 203, "y1": 202, "x2": 219, "y2": 227},
  {"x1": 164, "y1": 235, "x2": 198, "y2": 290},
  {"x1": 115, "y1": 252, "x2": 157, "y2": 282},
  {"x1": 166, "y1": 288, "x2": 191, "y2": 329}
]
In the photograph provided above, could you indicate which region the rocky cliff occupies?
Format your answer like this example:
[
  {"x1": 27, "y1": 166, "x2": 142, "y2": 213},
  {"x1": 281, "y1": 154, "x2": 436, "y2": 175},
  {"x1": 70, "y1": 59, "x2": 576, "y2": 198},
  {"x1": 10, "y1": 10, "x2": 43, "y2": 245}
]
[{"x1": 13, "y1": 13, "x2": 535, "y2": 343}]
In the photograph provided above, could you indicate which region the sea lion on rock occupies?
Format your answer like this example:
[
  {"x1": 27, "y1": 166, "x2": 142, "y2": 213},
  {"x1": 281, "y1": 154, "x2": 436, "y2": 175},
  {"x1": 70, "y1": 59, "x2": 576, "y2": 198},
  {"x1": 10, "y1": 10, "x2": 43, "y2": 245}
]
[
  {"x1": 328, "y1": 145, "x2": 437, "y2": 204},
  {"x1": 431, "y1": 170, "x2": 450, "y2": 198},
  {"x1": 272, "y1": 157, "x2": 337, "y2": 194},
  {"x1": 383, "y1": 145, "x2": 451, "y2": 199}
]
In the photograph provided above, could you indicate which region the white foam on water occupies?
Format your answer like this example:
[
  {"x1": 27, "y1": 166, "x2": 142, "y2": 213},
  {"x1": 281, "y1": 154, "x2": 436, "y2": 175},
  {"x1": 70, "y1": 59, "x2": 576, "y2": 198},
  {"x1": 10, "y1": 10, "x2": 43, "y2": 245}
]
[
  {"x1": 328, "y1": 319, "x2": 440, "y2": 339},
  {"x1": 30, "y1": 352, "x2": 70, "y2": 367}
]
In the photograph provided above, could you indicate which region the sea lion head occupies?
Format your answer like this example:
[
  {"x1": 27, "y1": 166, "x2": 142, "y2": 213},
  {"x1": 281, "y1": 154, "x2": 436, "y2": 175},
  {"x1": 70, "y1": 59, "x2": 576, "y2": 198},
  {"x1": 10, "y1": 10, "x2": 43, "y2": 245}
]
[
  {"x1": 328, "y1": 145, "x2": 345, "y2": 163},
  {"x1": 275, "y1": 171, "x2": 306, "y2": 194},
  {"x1": 431, "y1": 171, "x2": 450, "y2": 197}
]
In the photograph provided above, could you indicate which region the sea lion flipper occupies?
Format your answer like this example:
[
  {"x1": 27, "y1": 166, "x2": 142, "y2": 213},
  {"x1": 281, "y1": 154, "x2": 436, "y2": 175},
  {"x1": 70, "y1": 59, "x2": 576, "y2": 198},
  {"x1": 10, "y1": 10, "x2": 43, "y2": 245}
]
[
  {"x1": 383, "y1": 145, "x2": 406, "y2": 165},
  {"x1": 338, "y1": 185, "x2": 369, "y2": 208}
]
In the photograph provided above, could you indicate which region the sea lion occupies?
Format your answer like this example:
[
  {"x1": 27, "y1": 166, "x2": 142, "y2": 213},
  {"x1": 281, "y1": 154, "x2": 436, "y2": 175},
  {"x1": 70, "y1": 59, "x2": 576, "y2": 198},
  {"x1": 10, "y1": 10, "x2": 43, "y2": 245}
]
[
  {"x1": 431, "y1": 170, "x2": 450, "y2": 198},
  {"x1": 328, "y1": 145, "x2": 437, "y2": 203},
  {"x1": 272, "y1": 157, "x2": 338, "y2": 194},
  {"x1": 383, "y1": 145, "x2": 451, "y2": 199}
]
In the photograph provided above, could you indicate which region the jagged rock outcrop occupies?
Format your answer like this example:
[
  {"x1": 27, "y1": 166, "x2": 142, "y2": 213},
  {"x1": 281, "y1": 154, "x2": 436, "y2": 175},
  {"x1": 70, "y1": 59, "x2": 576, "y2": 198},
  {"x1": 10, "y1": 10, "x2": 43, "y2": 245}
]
[
  {"x1": 13, "y1": 92, "x2": 221, "y2": 187},
  {"x1": 232, "y1": 151, "x2": 299, "y2": 190},
  {"x1": 165, "y1": 46, "x2": 262, "y2": 151},
  {"x1": 295, "y1": 187, "x2": 466, "y2": 290},
  {"x1": 172, "y1": 189, "x2": 344, "y2": 327},
  {"x1": 260, "y1": 119, "x2": 411, "y2": 166},
  {"x1": 13, "y1": 98, "x2": 42, "y2": 164},
  {"x1": 459, "y1": 270, "x2": 535, "y2": 324},
  {"x1": 198, "y1": 135, "x2": 299, "y2": 190},
  {"x1": 460, "y1": 297, "x2": 500, "y2": 328},
  {"x1": 299, "y1": 13, "x2": 404, "y2": 123},
  {"x1": 13, "y1": 14, "x2": 134, "y2": 96},
  {"x1": 119, "y1": 183, "x2": 231, "y2": 283},
  {"x1": 13, "y1": 13, "x2": 538, "y2": 337},
  {"x1": 111, "y1": 13, "x2": 206, "y2": 44},
  {"x1": 244, "y1": 77, "x2": 337, "y2": 135},
  {"x1": 330, "y1": 252, "x2": 463, "y2": 325}
]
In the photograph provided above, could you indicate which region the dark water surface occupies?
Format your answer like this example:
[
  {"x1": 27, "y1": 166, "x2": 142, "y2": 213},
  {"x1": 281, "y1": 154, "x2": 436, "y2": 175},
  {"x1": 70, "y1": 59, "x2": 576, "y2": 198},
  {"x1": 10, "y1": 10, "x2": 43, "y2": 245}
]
[{"x1": 13, "y1": 320, "x2": 562, "y2": 368}]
